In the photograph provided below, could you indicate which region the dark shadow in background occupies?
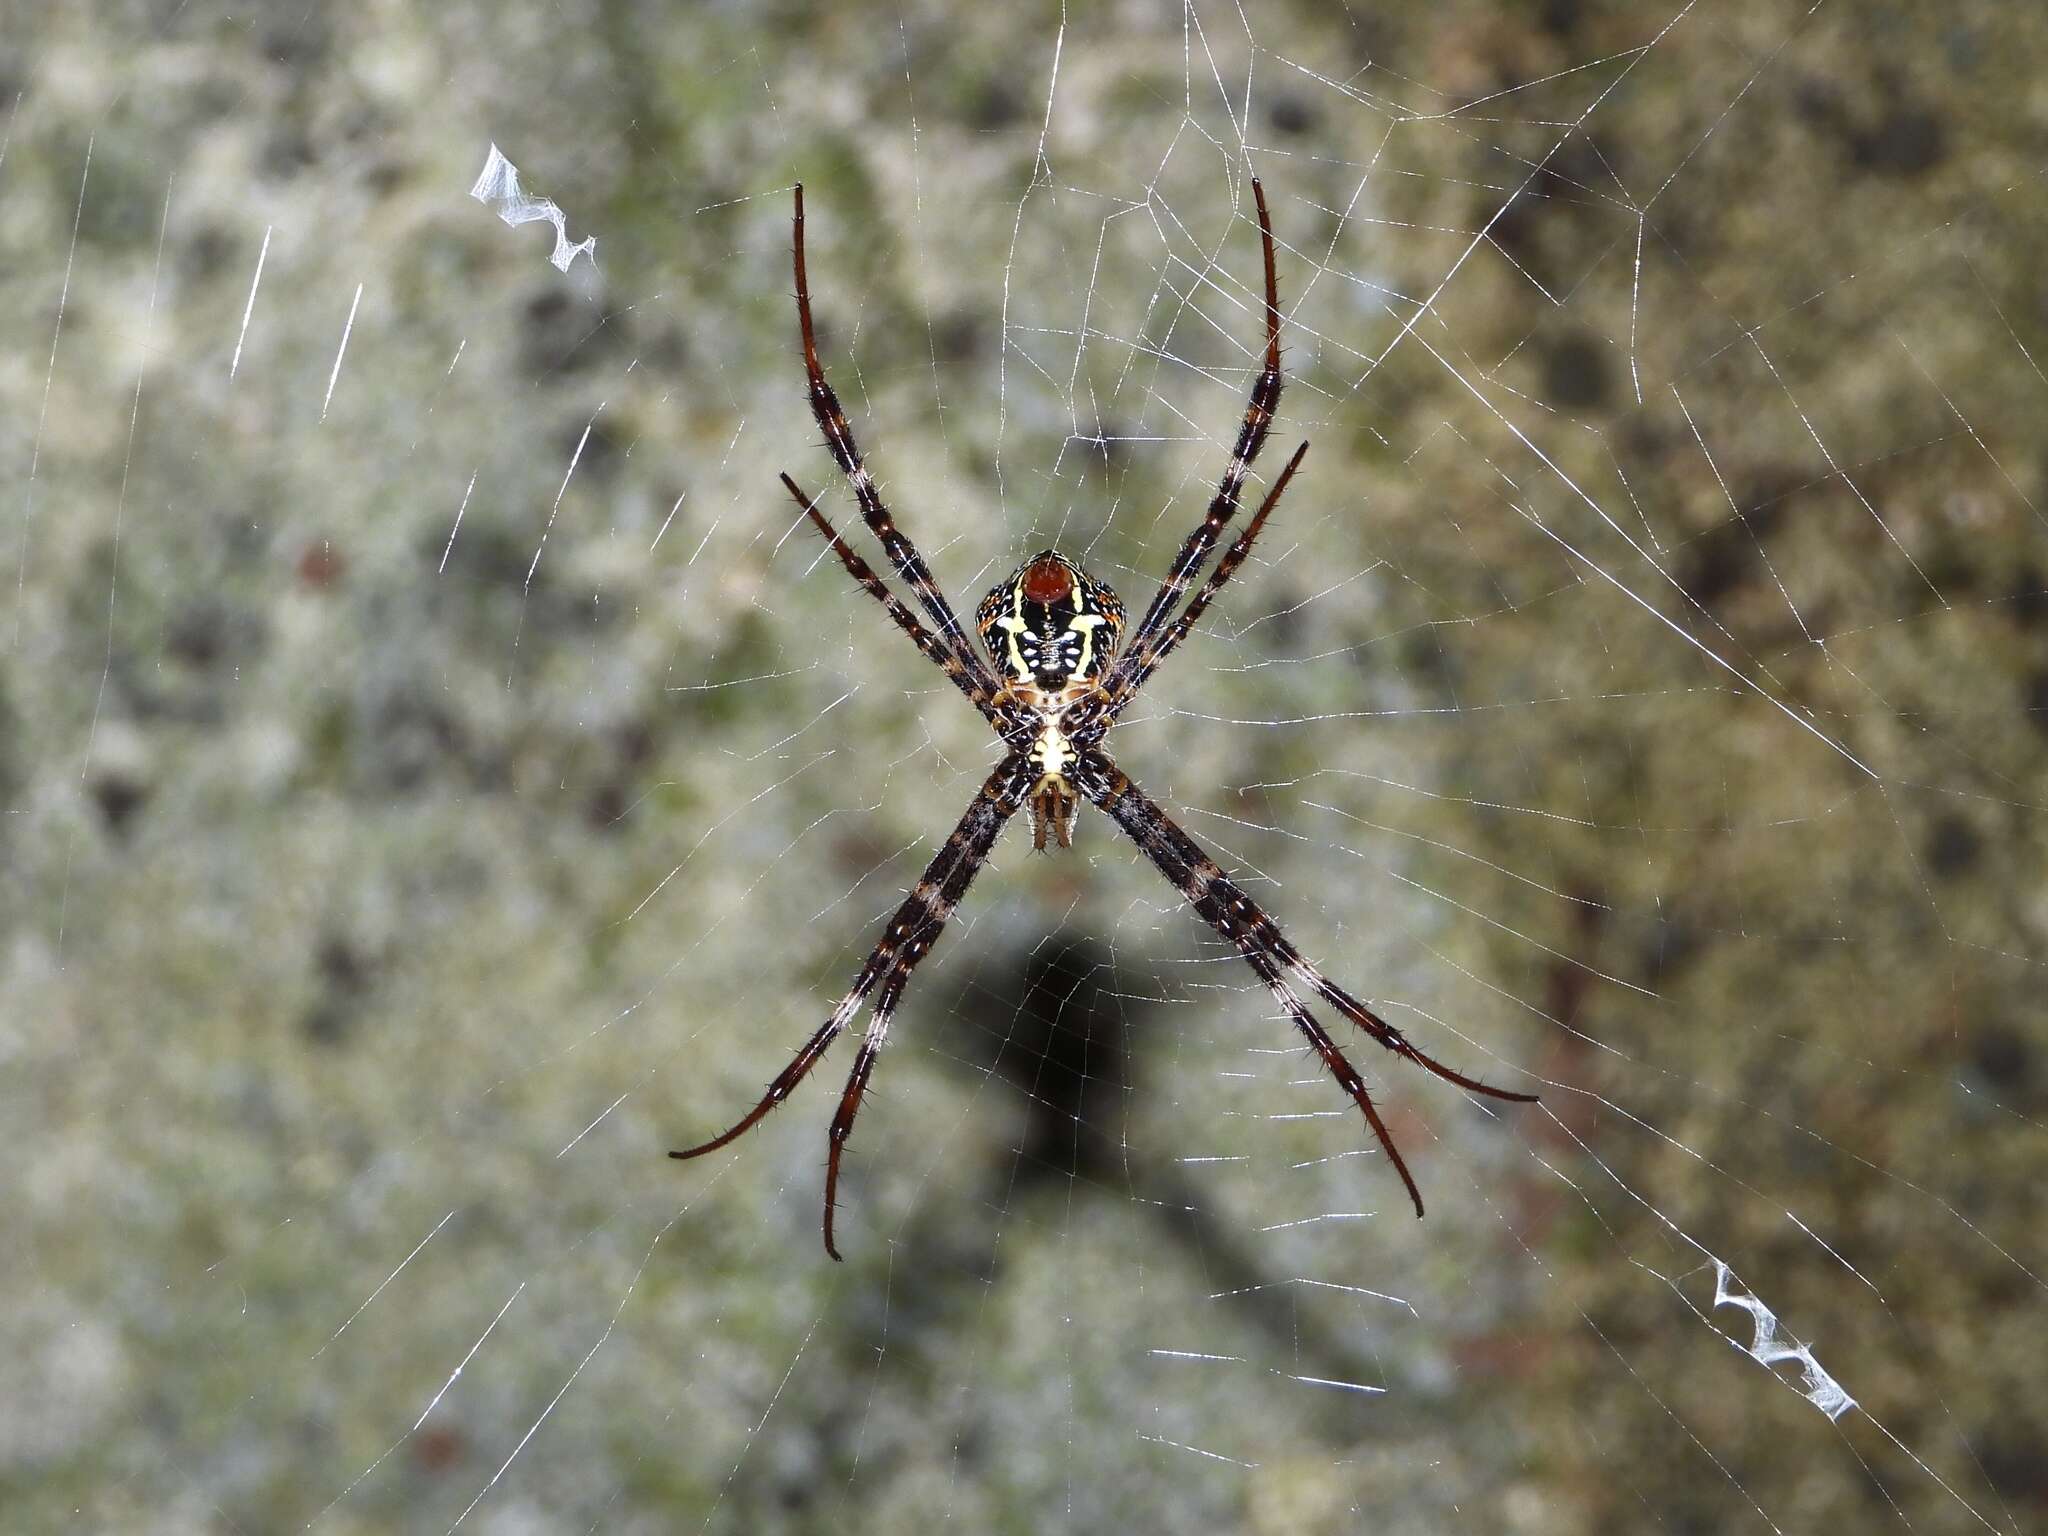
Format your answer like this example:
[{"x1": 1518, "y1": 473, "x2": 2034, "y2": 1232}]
[{"x1": 863, "y1": 933, "x2": 1394, "y2": 1435}]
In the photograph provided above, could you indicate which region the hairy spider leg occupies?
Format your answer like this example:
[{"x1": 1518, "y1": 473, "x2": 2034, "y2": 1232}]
[
  {"x1": 1074, "y1": 440, "x2": 1309, "y2": 743},
  {"x1": 671, "y1": 758, "x2": 1030, "y2": 1258},
  {"x1": 1078, "y1": 750, "x2": 1536, "y2": 1216},
  {"x1": 818, "y1": 759, "x2": 1030, "y2": 1257},
  {"x1": 792, "y1": 184, "x2": 1000, "y2": 699},
  {"x1": 780, "y1": 473, "x2": 1028, "y2": 741},
  {"x1": 1110, "y1": 177, "x2": 1284, "y2": 681}
]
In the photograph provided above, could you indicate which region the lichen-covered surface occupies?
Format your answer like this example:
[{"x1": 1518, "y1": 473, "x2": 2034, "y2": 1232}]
[{"x1": 3, "y1": 2, "x2": 2043, "y2": 1531}]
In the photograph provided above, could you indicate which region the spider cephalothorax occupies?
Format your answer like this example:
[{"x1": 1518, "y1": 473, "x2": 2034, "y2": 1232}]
[{"x1": 671, "y1": 178, "x2": 1537, "y2": 1260}]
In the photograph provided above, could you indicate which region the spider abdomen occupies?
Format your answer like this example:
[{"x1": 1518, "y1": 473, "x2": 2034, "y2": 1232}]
[{"x1": 975, "y1": 551, "x2": 1126, "y2": 693}]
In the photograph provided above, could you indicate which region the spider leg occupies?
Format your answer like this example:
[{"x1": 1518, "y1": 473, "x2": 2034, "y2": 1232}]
[
  {"x1": 1079, "y1": 440, "x2": 1309, "y2": 740},
  {"x1": 817, "y1": 762, "x2": 1029, "y2": 1258},
  {"x1": 671, "y1": 757, "x2": 1030, "y2": 1259},
  {"x1": 1240, "y1": 945, "x2": 1429, "y2": 1216},
  {"x1": 819, "y1": 957, "x2": 903, "y2": 1262},
  {"x1": 780, "y1": 473, "x2": 1024, "y2": 738},
  {"x1": 1076, "y1": 749, "x2": 1535, "y2": 1216},
  {"x1": 792, "y1": 185, "x2": 1000, "y2": 698},
  {"x1": 1110, "y1": 177, "x2": 1283, "y2": 684},
  {"x1": 1287, "y1": 959, "x2": 1541, "y2": 1102}
]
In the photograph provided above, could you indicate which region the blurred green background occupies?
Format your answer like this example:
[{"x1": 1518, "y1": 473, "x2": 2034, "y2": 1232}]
[{"x1": 3, "y1": 2, "x2": 2043, "y2": 1531}]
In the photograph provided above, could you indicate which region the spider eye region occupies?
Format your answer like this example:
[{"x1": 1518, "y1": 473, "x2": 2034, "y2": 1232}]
[{"x1": 976, "y1": 550, "x2": 1125, "y2": 692}]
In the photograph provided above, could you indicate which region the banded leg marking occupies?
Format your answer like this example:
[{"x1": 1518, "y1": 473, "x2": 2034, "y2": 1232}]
[
  {"x1": 1078, "y1": 750, "x2": 1535, "y2": 1216},
  {"x1": 1114, "y1": 178, "x2": 1285, "y2": 679},
  {"x1": 780, "y1": 473, "x2": 1019, "y2": 735},
  {"x1": 672, "y1": 758, "x2": 1029, "y2": 1259},
  {"x1": 793, "y1": 185, "x2": 997, "y2": 695},
  {"x1": 1088, "y1": 440, "x2": 1309, "y2": 733}
]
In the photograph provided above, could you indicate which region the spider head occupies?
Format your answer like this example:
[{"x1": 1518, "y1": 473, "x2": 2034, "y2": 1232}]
[{"x1": 976, "y1": 551, "x2": 1125, "y2": 695}]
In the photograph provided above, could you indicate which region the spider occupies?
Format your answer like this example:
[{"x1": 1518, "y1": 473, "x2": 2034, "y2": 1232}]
[{"x1": 671, "y1": 178, "x2": 1537, "y2": 1259}]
